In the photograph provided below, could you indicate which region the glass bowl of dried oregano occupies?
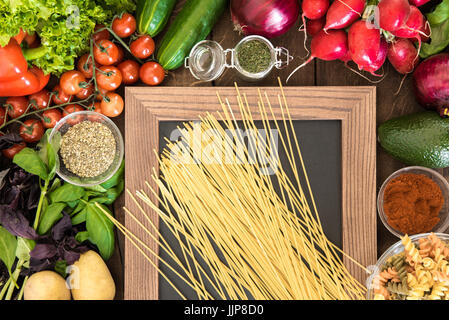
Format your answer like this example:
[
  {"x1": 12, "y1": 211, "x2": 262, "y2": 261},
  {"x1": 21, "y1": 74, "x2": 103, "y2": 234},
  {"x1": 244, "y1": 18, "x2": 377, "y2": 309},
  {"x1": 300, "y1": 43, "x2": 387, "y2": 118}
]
[{"x1": 48, "y1": 111, "x2": 124, "y2": 187}]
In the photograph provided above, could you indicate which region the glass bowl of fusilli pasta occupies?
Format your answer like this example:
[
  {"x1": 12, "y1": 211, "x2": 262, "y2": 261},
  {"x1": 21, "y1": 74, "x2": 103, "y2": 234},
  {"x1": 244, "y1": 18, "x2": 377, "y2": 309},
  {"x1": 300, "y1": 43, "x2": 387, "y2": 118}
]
[{"x1": 367, "y1": 233, "x2": 449, "y2": 300}]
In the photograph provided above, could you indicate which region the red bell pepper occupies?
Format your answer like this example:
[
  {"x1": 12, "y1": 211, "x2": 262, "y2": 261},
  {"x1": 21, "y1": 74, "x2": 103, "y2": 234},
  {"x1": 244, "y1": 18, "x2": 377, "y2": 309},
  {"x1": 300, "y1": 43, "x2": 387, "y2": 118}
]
[
  {"x1": 0, "y1": 39, "x2": 28, "y2": 82},
  {"x1": 0, "y1": 66, "x2": 50, "y2": 97}
]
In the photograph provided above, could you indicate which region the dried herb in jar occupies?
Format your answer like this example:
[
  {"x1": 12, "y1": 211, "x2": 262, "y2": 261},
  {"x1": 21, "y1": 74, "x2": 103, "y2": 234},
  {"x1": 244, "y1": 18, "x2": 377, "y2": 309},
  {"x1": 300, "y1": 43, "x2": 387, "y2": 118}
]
[
  {"x1": 60, "y1": 121, "x2": 116, "y2": 178},
  {"x1": 236, "y1": 40, "x2": 272, "y2": 74}
]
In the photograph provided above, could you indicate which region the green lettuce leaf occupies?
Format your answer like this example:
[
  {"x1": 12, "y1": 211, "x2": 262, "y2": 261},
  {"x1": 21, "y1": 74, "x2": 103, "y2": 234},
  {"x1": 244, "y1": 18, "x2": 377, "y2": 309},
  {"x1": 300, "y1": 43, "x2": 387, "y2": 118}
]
[
  {"x1": 420, "y1": 0, "x2": 449, "y2": 58},
  {"x1": 0, "y1": 0, "x2": 135, "y2": 74}
]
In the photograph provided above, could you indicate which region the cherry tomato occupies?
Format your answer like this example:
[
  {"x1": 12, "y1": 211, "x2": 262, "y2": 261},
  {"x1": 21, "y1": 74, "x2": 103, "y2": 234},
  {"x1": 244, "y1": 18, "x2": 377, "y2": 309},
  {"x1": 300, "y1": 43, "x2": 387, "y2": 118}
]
[
  {"x1": 140, "y1": 61, "x2": 165, "y2": 86},
  {"x1": 2, "y1": 142, "x2": 26, "y2": 159},
  {"x1": 19, "y1": 119, "x2": 44, "y2": 143},
  {"x1": 52, "y1": 85, "x2": 72, "y2": 105},
  {"x1": 63, "y1": 104, "x2": 85, "y2": 125},
  {"x1": 117, "y1": 60, "x2": 140, "y2": 85},
  {"x1": 115, "y1": 46, "x2": 124, "y2": 65},
  {"x1": 76, "y1": 82, "x2": 94, "y2": 100},
  {"x1": 96, "y1": 66, "x2": 122, "y2": 91},
  {"x1": 5, "y1": 96, "x2": 28, "y2": 118},
  {"x1": 94, "y1": 40, "x2": 119, "y2": 66},
  {"x1": 42, "y1": 109, "x2": 62, "y2": 129},
  {"x1": 89, "y1": 101, "x2": 102, "y2": 113},
  {"x1": 101, "y1": 92, "x2": 124, "y2": 117},
  {"x1": 92, "y1": 24, "x2": 110, "y2": 42},
  {"x1": 0, "y1": 107, "x2": 6, "y2": 126},
  {"x1": 77, "y1": 54, "x2": 94, "y2": 78},
  {"x1": 130, "y1": 35, "x2": 155, "y2": 59},
  {"x1": 112, "y1": 13, "x2": 137, "y2": 38},
  {"x1": 29, "y1": 89, "x2": 51, "y2": 110},
  {"x1": 95, "y1": 86, "x2": 110, "y2": 101},
  {"x1": 60, "y1": 71, "x2": 86, "y2": 95}
]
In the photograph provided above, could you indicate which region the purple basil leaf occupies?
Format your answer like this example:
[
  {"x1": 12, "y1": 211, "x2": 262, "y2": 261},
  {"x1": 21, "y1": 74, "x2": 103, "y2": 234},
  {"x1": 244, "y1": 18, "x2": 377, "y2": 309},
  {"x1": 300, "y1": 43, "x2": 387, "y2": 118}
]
[
  {"x1": 30, "y1": 243, "x2": 58, "y2": 260},
  {"x1": 63, "y1": 250, "x2": 80, "y2": 265},
  {"x1": 29, "y1": 258, "x2": 53, "y2": 273},
  {"x1": 0, "y1": 205, "x2": 38, "y2": 239},
  {"x1": 0, "y1": 133, "x2": 22, "y2": 150},
  {"x1": 52, "y1": 214, "x2": 72, "y2": 241}
]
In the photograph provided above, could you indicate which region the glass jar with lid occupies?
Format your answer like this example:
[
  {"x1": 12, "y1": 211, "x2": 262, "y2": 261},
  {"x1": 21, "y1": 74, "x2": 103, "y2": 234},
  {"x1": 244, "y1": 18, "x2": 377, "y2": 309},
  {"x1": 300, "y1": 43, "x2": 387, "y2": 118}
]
[{"x1": 184, "y1": 35, "x2": 292, "y2": 82}]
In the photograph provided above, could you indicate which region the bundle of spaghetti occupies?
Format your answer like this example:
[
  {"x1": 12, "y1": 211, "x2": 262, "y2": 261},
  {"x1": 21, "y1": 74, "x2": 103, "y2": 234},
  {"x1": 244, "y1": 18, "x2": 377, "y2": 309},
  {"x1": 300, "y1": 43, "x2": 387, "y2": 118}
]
[{"x1": 103, "y1": 82, "x2": 368, "y2": 300}]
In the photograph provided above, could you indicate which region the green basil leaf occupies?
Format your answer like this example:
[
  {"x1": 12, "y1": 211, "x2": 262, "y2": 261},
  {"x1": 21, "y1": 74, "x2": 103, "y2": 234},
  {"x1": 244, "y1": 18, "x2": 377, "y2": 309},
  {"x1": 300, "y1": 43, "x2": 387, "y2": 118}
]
[
  {"x1": 38, "y1": 202, "x2": 66, "y2": 235},
  {"x1": 86, "y1": 202, "x2": 114, "y2": 260},
  {"x1": 88, "y1": 197, "x2": 110, "y2": 204},
  {"x1": 54, "y1": 260, "x2": 67, "y2": 278},
  {"x1": 71, "y1": 207, "x2": 87, "y2": 225},
  {"x1": 427, "y1": 0, "x2": 449, "y2": 25},
  {"x1": 13, "y1": 148, "x2": 48, "y2": 180},
  {"x1": 71, "y1": 200, "x2": 87, "y2": 216},
  {"x1": 100, "y1": 160, "x2": 124, "y2": 189},
  {"x1": 36, "y1": 129, "x2": 50, "y2": 166},
  {"x1": 47, "y1": 142, "x2": 58, "y2": 181},
  {"x1": 0, "y1": 226, "x2": 18, "y2": 275},
  {"x1": 85, "y1": 185, "x2": 108, "y2": 193},
  {"x1": 49, "y1": 184, "x2": 85, "y2": 203},
  {"x1": 66, "y1": 200, "x2": 79, "y2": 209},
  {"x1": 420, "y1": 19, "x2": 449, "y2": 58},
  {"x1": 101, "y1": 179, "x2": 125, "y2": 205},
  {"x1": 15, "y1": 237, "x2": 35, "y2": 262},
  {"x1": 49, "y1": 178, "x2": 61, "y2": 193},
  {"x1": 75, "y1": 231, "x2": 89, "y2": 243}
]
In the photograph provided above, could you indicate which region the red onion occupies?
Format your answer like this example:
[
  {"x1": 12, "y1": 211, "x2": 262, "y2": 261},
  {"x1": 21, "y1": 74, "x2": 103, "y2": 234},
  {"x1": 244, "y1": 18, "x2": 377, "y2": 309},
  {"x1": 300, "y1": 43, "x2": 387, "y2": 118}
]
[
  {"x1": 230, "y1": 0, "x2": 300, "y2": 39},
  {"x1": 413, "y1": 53, "x2": 449, "y2": 116}
]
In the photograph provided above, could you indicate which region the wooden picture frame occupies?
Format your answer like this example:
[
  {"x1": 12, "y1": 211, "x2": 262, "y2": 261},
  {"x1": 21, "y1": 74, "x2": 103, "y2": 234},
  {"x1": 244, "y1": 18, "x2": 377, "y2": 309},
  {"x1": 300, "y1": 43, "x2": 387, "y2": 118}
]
[{"x1": 123, "y1": 86, "x2": 377, "y2": 300}]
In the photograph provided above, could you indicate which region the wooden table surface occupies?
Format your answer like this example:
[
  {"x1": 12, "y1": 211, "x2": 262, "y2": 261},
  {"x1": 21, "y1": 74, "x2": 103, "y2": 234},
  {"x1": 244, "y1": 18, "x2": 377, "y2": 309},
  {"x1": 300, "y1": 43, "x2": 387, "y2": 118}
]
[{"x1": 109, "y1": 1, "x2": 449, "y2": 299}]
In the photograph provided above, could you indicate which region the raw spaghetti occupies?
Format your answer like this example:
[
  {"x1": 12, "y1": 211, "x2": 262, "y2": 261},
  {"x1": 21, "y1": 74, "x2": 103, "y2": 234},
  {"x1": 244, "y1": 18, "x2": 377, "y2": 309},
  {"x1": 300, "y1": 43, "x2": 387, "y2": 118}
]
[{"x1": 100, "y1": 81, "x2": 368, "y2": 300}]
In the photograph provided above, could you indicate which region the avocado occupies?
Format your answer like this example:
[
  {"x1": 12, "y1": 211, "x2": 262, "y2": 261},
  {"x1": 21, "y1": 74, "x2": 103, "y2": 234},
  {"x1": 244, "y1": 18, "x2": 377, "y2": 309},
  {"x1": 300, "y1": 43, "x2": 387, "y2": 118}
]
[{"x1": 378, "y1": 111, "x2": 449, "y2": 168}]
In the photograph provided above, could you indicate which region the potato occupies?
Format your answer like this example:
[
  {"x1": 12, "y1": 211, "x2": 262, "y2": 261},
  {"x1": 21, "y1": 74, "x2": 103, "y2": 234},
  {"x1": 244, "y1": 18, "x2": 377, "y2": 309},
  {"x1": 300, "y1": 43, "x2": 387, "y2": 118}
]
[
  {"x1": 70, "y1": 250, "x2": 115, "y2": 300},
  {"x1": 24, "y1": 270, "x2": 71, "y2": 300}
]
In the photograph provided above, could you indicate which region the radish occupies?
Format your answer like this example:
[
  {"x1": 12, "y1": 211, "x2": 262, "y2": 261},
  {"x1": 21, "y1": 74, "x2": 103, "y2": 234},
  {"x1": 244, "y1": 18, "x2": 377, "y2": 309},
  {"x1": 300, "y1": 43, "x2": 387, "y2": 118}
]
[
  {"x1": 391, "y1": 5, "x2": 426, "y2": 42},
  {"x1": 408, "y1": 0, "x2": 431, "y2": 6},
  {"x1": 348, "y1": 20, "x2": 382, "y2": 72},
  {"x1": 413, "y1": 54, "x2": 449, "y2": 116},
  {"x1": 287, "y1": 29, "x2": 348, "y2": 82},
  {"x1": 387, "y1": 38, "x2": 419, "y2": 74},
  {"x1": 364, "y1": 38, "x2": 388, "y2": 74},
  {"x1": 306, "y1": 17, "x2": 326, "y2": 36},
  {"x1": 323, "y1": 0, "x2": 366, "y2": 31},
  {"x1": 378, "y1": 0, "x2": 411, "y2": 32},
  {"x1": 302, "y1": 0, "x2": 329, "y2": 20}
]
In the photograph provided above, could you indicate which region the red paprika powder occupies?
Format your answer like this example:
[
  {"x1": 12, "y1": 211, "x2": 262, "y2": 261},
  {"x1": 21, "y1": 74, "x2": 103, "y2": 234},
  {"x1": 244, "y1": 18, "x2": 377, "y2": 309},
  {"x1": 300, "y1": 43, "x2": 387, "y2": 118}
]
[{"x1": 383, "y1": 173, "x2": 444, "y2": 235}]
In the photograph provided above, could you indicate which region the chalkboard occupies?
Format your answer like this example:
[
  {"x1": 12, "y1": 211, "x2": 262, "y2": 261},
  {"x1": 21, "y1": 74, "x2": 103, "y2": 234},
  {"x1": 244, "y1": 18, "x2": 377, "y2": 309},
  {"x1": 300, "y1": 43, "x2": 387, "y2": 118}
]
[
  {"x1": 157, "y1": 120, "x2": 342, "y2": 299},
  {"x1": 124, "y1": 86, "x2": 376, "y2": 299}
]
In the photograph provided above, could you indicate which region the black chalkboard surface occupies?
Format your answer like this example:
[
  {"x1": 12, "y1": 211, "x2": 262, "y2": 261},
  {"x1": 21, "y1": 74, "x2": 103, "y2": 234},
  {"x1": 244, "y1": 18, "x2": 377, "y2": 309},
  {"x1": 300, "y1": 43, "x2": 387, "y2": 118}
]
[{"x1": 158, "y1": 120, "x2": 342, "y2": 300}]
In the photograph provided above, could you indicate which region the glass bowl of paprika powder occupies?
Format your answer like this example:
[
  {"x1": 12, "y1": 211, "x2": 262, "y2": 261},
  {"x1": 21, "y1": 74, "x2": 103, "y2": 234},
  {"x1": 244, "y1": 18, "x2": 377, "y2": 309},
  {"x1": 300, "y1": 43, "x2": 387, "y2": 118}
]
[{"x1": 377, "y1": 166, "x2": 449, "y2": 238}]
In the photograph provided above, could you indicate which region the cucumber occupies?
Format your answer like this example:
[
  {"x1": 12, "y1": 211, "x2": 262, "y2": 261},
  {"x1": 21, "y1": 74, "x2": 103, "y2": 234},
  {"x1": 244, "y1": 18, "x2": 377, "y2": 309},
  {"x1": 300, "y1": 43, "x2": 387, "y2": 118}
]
[
  {"x1": 157, "y1": 0, "x2": 227, "y2": 70},
  {"x1": 136, "y1": 0, "x2": 177, "y2": 37}
]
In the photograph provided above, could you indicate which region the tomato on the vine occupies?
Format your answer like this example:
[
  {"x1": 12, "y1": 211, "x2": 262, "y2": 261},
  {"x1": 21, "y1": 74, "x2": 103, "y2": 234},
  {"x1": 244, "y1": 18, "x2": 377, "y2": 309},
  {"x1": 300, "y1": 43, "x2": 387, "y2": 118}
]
[
  {"x1": 115, "y1": 46, "x2": 124, "y2": 65},
  {"x1": 77, "y1": 54, "x2": 94, "y2": 78},
  {"x1": 96, "y1": 66, "x2": 122, "y2": 91},
  {"x1": 112, "y1": 13, "x2": 136, "y2": 38},
  {"x1": 140, "y1": 61, "x2": 165, "y2": 86},
  {"x1": 0, "y1": 107, "x2": 6, "y2": 126},
  {"x1": 63, "y1": 104, "x2": 85, "y2": 125},
  {"x1": 42, "y1": 109, "x2": 62, "y2": 129},
  {"x1": 52, "y1": 85, "x2": 72, "y2": 105},
  {"x1": 92, "y1": 24, "x2": 110, "y2": 42},
  {"x1": 94, "y1": 40, "x2": 119, "y2": 66},
  {"x1": 76, "y1": 82, "x2": 94, "y2": 100},
  {"x1": 5, "y1": 96, "x2": 28, "y2": 119},
  {"x1": 101, "y1": 92, "x2": 124, "y2": 117},
  {"x1": 130, "y1": 35, "x2": 155, "y2": 59},
  {"x1": 19, "y1": 119, "x2": 44, "y2": 143},
  {"x1": 29, "y1": 89, "x2": 51, "y2": 110},
  {"x1": 95, "y1": 86, "x2": 109, "y2": 101},
  {"x1": 2, "y1": 142, "x2": 26, "y2": 159},
  {"x1": 117, "y1": 60, "x2": 139, "y2": 85},
  {"x1": 89, "y1": 101, "x2": 102, "y2": 113},
  {"x1": 60, "y1": 71, "x2": 86, "y2": 95}
]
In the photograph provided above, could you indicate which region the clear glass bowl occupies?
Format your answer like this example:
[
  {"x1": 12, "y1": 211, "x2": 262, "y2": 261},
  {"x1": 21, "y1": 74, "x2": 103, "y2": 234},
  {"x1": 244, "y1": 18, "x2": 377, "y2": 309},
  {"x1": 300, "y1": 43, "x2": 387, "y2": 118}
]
[
  {"x1": 48, "y1": 111, "x2": 124, "y2": 187},
  {"x1": 377, "y1": 166, "x2": 449, "y2": 238},
  {"x1": 366, "y1": 233, "x2": 449, "y2": 300}
]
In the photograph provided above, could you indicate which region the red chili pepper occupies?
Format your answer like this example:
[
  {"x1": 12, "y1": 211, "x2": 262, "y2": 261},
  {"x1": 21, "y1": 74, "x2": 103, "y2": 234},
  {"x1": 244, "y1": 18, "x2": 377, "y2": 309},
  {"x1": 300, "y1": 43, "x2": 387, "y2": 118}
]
[
  {"x1": 0, "y1": 66, "x2": 50, "y2": 97},
  {"x1": 0, "y1": 38, "x2": 28, "y2": 82}
]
